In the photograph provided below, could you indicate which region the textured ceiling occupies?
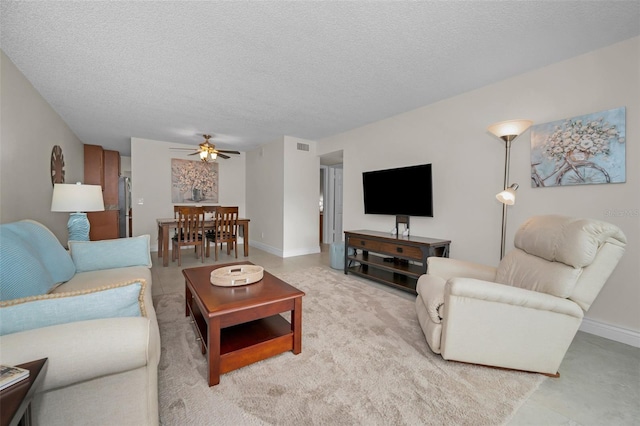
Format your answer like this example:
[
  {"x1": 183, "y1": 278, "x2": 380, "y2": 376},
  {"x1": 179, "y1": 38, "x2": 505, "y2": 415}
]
[{"x1": 1, "y1": 1, "x2": 639, "y2": 155}]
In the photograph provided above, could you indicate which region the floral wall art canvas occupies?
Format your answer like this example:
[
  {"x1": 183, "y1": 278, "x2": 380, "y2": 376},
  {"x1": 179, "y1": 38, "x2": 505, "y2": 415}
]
[
  {"x1": 530, "y1": 107, "x2": 626, "y2": 187},
  {"x1": 171, "y1": 159, "x2": 218, "y2": 203}
]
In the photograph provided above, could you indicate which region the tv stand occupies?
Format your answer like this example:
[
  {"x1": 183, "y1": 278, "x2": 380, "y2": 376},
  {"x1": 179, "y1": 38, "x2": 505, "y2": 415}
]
[{"x1": 344, "y1": 230, "x2": 450, "y2": 294}]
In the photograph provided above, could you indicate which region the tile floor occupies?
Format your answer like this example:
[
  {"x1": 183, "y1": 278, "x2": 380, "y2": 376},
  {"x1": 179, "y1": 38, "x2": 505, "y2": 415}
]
[{"x1": 151, "y1": 244, "x2": 640, "y2": 425}]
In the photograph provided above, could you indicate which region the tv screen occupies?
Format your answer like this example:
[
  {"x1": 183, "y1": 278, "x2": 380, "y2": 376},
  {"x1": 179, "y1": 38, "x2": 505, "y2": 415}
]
[{"x1": 362, "y1": 164, "x2": 433, "y2": 217}]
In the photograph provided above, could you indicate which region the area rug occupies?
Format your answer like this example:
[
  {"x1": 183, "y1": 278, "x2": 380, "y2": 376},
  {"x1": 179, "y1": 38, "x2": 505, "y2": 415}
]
[{"x1": 156, "y1": 266, "x2": 544, "y2": 425}]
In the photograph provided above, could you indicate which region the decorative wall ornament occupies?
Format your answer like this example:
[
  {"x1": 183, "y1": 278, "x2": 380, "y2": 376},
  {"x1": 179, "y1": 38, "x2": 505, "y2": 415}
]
[
  {"x1": 530, "y1": 107, "x2": 626, "y2": 187},
  {"x1": 171, "y1": 158, "x2": 218, "y2": 203},
  {"x1": 50, "y1": 145, "x2": 65, "y2": 186}
]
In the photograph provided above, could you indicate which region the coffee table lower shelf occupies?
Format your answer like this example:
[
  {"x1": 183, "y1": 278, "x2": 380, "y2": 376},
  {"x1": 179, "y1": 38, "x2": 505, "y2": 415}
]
[{"x1": 187, "y1": 299, "x2": 294, "y2": 384}]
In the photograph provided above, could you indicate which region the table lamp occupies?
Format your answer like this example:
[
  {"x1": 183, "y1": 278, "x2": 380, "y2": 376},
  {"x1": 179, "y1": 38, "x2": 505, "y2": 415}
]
[{"x1": 51, "y1": 182, "x2": 105, "y2": 241}]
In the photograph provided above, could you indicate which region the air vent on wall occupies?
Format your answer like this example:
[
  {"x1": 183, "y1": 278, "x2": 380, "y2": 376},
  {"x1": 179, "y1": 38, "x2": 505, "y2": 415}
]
[{"x1": 297, "y1": 143, "x2": 310, "y2": 152}]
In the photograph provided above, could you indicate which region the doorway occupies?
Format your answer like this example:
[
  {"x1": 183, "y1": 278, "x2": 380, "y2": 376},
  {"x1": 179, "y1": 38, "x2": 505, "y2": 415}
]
[{"x1": 319, "y1": 151, "x2": 344, "y2": 244}]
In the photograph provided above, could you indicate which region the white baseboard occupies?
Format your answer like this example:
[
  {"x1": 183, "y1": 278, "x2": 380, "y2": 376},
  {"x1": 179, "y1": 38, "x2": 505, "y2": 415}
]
[
  {"x1": 249, "y1": 240, "x2": 283, "y2": 257},
  {"x1": 580, "y1": 318, "x2": 640, "y2": 348},
  {"x1": 282, "y1": 246, "x2": 321, "y2": 258},
  {"x1": 247, "y1": 241, "x2": 321, "y2": 258}
]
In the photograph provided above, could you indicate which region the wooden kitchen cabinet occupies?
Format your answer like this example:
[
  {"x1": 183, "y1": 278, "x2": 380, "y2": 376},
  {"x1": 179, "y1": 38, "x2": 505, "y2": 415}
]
[
  {"x1": 103, "y1": 150, "x2": 120, "y2": 208},
  {"x1": 84, "y1": 144, "x2": 104, "y2": 187},
  {"x1": 84, "y1": 145, "x2": 121, "y2": 240},
  {"x1": 87, "y1": 210, "x2": 119, "y2": 240}
]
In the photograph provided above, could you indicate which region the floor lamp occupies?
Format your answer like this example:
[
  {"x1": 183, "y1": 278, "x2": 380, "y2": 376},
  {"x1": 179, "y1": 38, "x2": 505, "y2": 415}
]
[
  {"x1": 51, "y1": 182, "x2": 105, "y2": 242},
  {"x1": 487, "y1": 119, "x2": 532, "y2": 259}
]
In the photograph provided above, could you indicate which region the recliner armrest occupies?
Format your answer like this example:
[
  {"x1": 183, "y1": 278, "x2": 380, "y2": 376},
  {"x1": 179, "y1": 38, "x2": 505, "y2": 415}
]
[
  {"x1": 427, "y1": 257, "x2": 497, "y2": 282},
  {"x1": 446, "y1": 277, "x2": 584, "y2": 318}
]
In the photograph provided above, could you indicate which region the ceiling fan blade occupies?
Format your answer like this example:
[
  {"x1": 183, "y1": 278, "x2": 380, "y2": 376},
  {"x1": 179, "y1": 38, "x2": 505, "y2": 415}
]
[
  {"x1": 216, "y1": 150, "x2": 241, "y2": 154},
  {"x1": 169, "y1": 148, "x2": 197, "y2": 150},
  {"x1": 217, "y1": 153, "x2": 231, "y2": 159},
  {"x1": 188, "y1": 152, "x2": 200, "y2": 156}
]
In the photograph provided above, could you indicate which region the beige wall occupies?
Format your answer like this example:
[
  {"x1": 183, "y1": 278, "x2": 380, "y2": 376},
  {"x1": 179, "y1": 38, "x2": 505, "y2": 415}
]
[
  {"x1": 317, "y1": 37, "x2": 640, "y2": 338},
  {"x1": 0, "y1": 50, "x2": 84, "y2": 242},
  {"x1": 130, "y1": 137, "x2": 246, "y2": 251}
]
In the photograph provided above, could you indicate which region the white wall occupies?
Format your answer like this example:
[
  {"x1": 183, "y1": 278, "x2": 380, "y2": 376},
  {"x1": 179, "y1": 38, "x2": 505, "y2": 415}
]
[
  {"x1": 283, "y1": 136, "x2": 320, "y2": 256},
  {"x1": 131, "y1": 137, "x2": 246, "y2": 251},
  {"x1": 246, "y1": 137, "x2": 285, "y2": 254},
  {"x1": 317, "y1": 37, "x2": 640, "y2": 336},
  {"x1": 246, "y1": 136, "x2": 321, "y2": 257},
  {"x1": 0, "y1": 50, "x2": 84, "y2": 242},
  {"x1": 120, "y1": 155, "x2": 132, "y2": 178}
]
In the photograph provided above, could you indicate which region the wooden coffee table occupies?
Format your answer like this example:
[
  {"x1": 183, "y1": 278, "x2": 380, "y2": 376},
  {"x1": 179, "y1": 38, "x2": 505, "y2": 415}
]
[{"x1": 183, "y1": 262, "x2": 305, "y2": 386}]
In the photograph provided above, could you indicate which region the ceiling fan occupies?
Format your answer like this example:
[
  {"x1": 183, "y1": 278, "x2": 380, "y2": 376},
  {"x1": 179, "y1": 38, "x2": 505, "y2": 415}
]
[{"x1": 170, "y1": 134, "x2": 240, "y2": 162}]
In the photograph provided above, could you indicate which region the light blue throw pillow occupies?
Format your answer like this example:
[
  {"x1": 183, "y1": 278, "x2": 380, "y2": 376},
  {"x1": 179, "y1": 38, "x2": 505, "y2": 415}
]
[
  {"x1": 2, "y1": 220, "x2": 76, "y2": 284},
  {"x1": 69, "y1": 235, "x2": 152, "y2": 273},
  {"x1": 0, "y1": 227, "x2": 55, "y2": 301},
  {"x1": 0, "y1": 280, "x2": 147, "y2": 336}
]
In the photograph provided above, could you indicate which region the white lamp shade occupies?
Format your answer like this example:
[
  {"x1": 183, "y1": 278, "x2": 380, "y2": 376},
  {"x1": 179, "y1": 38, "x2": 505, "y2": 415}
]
[
  {"x1": 51, "y1": 183, "x2": 105, "y2": 212},
  {"x1": 487, "y1": 119, "x2": 533, "y2": 140},
  {"x1": 496, "y1": 183, "x2": 519, "y2": 205}
]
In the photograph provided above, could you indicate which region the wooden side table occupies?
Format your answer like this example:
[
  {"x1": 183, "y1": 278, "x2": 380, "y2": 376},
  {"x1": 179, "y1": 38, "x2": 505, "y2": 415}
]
[{"x1": 0, "y1": 358, "x2": 48, "y2": 426}]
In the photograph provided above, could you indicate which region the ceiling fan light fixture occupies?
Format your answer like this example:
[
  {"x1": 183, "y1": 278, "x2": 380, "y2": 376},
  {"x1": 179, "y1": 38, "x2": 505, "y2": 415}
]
[{"x1": 168, "y1": 133, "x2": 240, "y2": 160}]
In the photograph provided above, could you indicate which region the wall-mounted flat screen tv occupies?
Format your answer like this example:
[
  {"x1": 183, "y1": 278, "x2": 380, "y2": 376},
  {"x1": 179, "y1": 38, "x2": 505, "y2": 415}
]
[{"x1": 362, "y1": 163, "x2": 433, "y2": 217}]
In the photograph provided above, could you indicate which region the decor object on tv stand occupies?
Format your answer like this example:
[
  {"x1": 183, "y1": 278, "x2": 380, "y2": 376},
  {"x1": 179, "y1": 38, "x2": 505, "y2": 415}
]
[
  {"x1": 51, "y1": 182, "x2": 105, "y2": 243},
  {"x1": 487, "y1": 119, "x2": 532, "y2": 260},
  {"x1": 396, "y1": 214, "x2": 410, "y2": 236},
  {"x1": 344, "y1": 230, "x2": 450, "y2": 294}
]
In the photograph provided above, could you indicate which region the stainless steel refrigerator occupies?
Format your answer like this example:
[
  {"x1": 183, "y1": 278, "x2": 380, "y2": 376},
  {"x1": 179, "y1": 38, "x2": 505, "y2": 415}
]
[{"x1": 118, "y1": 176, "x2": 132, "y2": 237}]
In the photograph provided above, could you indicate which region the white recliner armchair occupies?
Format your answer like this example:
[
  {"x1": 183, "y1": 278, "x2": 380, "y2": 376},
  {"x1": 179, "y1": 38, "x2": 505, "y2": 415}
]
[{"x1": 415, "y1": 215, "x2": 626, "y2": 376}]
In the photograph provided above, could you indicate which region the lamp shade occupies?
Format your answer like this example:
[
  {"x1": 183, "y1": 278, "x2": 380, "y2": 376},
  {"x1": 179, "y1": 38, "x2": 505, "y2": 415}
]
[
  {"x1": 496, "y1": 183, "x2": 519, "y2": 206},
  {"x1": 487, "y1": 119, "x2": 533, "y2": 141},
  {"x1": 51, "y1": 183, "x2": 105, "y2": 212}
]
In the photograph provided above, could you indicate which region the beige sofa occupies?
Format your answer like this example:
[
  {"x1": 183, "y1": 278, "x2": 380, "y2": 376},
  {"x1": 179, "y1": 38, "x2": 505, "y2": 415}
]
[{"x1": 0, "y1": 220, "x2": 160, "y2": 425}]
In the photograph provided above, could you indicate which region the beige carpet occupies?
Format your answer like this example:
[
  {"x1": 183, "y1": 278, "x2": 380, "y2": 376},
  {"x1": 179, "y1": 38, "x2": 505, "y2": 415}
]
[{"x1": 156, "y1": 266, "x2": 544, "y2": 425}]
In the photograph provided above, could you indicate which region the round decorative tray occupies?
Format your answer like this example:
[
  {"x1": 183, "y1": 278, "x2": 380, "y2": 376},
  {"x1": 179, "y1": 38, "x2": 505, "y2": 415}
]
[{"x1": 210, "y1": 265, "x2": 264, "y2": 287}]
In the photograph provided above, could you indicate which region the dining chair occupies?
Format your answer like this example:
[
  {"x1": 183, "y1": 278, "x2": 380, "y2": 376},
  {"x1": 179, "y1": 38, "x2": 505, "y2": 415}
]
[
  {"x1": 205, "y1": 206, "x2": 239, "y2": 261},
  {"x1": 202, "y1": 205, "x2": 218, "y2": 221},
  {"x1": 172, "y1": 206, "x2": 205, "y2": 266},
  {"x1": 173, "y1": 205, "x2": 196, "y2": 254}
]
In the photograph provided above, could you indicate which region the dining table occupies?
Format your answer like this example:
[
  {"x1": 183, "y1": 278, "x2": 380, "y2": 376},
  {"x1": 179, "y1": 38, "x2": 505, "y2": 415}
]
[{"x1": 156, "y1": 218, "x2": 250, "y2": 267}]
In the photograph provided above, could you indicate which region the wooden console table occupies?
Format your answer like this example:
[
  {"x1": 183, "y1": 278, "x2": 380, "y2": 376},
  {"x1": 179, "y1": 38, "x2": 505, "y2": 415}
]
[{"x1": 344, "y1": 230, "x2": 450, "y2": 294}]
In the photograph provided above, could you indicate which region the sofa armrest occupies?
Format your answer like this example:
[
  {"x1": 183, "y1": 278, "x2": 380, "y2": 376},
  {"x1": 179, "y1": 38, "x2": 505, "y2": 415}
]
[
  {"x1": 426, "y1": 257, "x2": 497, "y2": 282},
  {"x1": 0, "y1": 316, "x2": 157, "y2": 392},
  {"x1": 446, "y1": 277, "x2": 583, "y2": 318},
  {"x1": 68, "y1": 235, "x2": 152, "y2": 272},
  {"x1": 416, "y1": 274, "x2": 447, "y2": 323}
]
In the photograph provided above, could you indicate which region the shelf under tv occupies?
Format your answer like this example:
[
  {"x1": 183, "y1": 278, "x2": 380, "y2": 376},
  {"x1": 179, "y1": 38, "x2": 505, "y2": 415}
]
[{"x1": 344, "y1": 230, "x2": 451, "y2": 294}]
